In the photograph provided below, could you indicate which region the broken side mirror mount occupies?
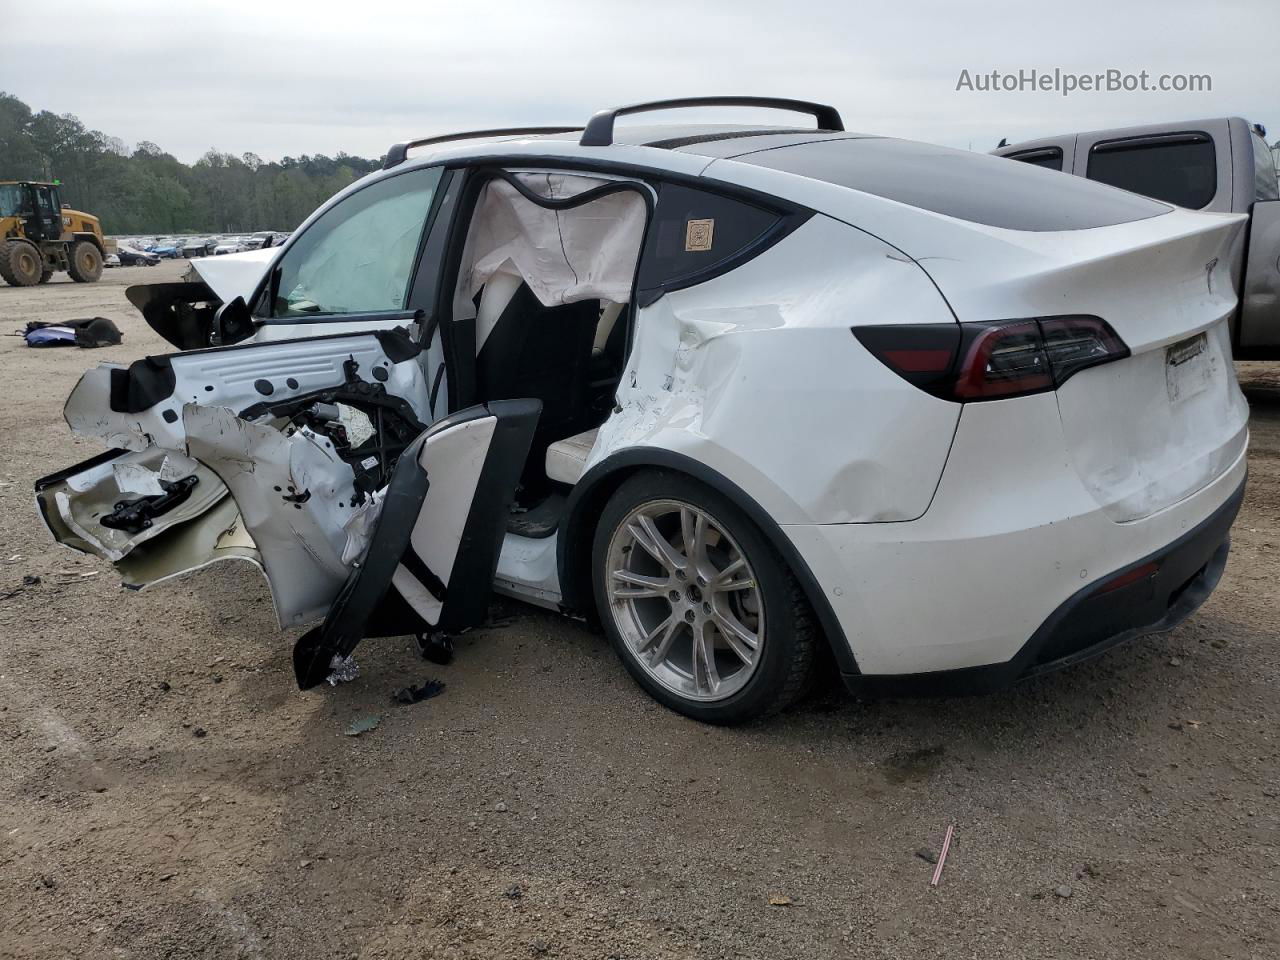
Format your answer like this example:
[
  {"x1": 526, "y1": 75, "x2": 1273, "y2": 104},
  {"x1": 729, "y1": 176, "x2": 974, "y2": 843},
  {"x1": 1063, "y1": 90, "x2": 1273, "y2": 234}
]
[{"x1": 210, "y1": 296, "x2": 254, "y2": 347}]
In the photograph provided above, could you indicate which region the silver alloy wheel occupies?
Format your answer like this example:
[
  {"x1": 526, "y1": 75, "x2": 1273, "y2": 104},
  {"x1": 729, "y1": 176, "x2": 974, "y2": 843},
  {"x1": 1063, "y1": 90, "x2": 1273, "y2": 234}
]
[{"x1": 605, "y1": 498, "x2": 764, "y2": 702}]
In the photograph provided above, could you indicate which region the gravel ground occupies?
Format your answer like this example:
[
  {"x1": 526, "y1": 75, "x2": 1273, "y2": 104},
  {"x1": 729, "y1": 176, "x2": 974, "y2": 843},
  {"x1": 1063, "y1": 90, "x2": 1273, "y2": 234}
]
[{"x1": 0, "y1": 261, "x2": 1277, "y2": 959}]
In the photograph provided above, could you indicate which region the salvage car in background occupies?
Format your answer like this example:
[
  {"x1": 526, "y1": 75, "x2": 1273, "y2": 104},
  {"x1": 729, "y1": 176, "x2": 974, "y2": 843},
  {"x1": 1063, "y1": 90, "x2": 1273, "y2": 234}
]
[
  {"x1": 180, "y1": 237, "x2": 213, "y2": 258},
  {"x1": 36, "y1": 98, "x2": 1249, "y2": 723},
  {"x1": 147, "y1": 241, "x2": 182, "y2": 259},
  {"x1": 117, "y1": 245, "x2": 160, "y2": 266},
  {"x1": 996, "y1": 116, "x2": 1280, "y2": 359}
]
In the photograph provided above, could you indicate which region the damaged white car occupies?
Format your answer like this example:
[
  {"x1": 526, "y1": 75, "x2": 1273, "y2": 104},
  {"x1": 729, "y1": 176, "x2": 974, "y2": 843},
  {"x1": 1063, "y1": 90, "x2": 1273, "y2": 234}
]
[{"x1": 36, "y1": 97, "x2": 1249, "y2": 723}]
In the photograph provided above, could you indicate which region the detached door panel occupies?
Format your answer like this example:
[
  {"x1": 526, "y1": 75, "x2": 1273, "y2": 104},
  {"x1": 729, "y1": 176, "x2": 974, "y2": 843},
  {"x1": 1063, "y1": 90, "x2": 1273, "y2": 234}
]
[
  {"x1": 292, "y1": 399, "x2": 540, "y2": 689},
  {"x1": 41, "y1": 328, "x2": 434, "y2": 628},
  {"x1": 64, "y1": 327, "x2": 431, "y2": 454}
]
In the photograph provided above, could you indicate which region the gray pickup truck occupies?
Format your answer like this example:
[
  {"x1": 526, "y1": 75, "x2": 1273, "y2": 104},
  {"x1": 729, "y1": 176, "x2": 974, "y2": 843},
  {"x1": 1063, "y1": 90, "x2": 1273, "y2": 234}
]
[{"x1": 995, "y1": 117, "x2": 1280, "y2": 359}]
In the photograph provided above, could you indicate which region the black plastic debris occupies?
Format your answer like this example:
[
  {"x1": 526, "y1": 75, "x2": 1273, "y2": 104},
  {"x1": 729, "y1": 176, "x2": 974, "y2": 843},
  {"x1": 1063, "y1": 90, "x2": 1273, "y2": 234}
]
[
  {"x1": 416, "y1": 632, "x2": 454, "y2": 665},
  {"x1": 391, "y1": 679, "x2": 446, "y2": 705},
  {"x1": 23, "y1": 317, "x2": 123, "y2": 348}
]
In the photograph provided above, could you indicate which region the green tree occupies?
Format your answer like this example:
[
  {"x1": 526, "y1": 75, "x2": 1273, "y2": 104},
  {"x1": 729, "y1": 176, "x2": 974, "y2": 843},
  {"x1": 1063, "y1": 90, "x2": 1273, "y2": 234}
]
[{"x1": 0, "y1": 90, "x2": 381, "y2": 234}]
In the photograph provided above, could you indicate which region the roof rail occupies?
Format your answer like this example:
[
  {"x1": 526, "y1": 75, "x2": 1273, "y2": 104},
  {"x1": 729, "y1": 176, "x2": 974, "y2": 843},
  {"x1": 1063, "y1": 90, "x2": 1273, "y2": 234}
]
[
  {"x1": 382, "y1": 127, "x2": 582, "y2": 169},
  {"x1": 579, "y1": 97, "x2": 844, "y2": 147}
]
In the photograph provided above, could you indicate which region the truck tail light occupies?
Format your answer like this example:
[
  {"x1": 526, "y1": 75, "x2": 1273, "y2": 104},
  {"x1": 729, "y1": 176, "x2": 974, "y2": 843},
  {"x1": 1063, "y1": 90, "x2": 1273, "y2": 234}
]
[{"x1": 853, "y1": 316, "x2": 1129, "y2": 402}]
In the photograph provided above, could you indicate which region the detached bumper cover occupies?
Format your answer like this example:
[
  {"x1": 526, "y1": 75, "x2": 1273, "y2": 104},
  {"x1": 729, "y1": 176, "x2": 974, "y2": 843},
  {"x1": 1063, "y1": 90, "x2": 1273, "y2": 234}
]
[{"x1": 846, "y1": 477, "x2": 1244, "y2": 696}]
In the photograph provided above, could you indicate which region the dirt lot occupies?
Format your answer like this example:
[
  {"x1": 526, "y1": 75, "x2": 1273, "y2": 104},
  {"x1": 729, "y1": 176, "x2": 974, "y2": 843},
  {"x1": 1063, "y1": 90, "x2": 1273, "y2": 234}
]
[{"x1": 0, "y1": 261, "x2": 1277, "y2": 960}]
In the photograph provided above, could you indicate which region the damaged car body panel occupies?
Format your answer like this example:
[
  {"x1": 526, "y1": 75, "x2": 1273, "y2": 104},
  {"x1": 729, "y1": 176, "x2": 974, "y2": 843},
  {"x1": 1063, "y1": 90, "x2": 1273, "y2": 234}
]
[
  {"x1": 292, "y1": 398, "x2": 539, "y2": 688},
  {"x1": 590, "y1": 212, "x2": 963, "y2": 526},
  {"x1": 187, "y1": 245, "x2": 278, "y2": 305},
  {"x1": 39, "y1": 327, "x2": 483, "y2": 630},
  {"x1": 184, "y1": 404, "x2": 363, "y2": 627}
]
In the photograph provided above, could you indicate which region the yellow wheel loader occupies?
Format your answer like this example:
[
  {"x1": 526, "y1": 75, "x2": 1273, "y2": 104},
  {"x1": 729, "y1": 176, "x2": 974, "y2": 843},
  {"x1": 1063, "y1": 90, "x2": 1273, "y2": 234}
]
[{"x1": 0, "y1": 180, "x2": 106, "y2": 286}]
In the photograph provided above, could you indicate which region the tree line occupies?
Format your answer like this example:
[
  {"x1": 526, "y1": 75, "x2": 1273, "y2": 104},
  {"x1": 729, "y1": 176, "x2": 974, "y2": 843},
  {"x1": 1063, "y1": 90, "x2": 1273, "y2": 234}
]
[{"x1": 0, "y1": 91, "x2": 382, "y2": 236}]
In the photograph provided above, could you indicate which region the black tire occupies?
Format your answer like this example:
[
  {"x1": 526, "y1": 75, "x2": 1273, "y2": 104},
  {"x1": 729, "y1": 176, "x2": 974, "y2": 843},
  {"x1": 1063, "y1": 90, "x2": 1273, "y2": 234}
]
[
  {"x1": 67, "y1": 241, "x2": 103, "y2": 283},
  {"x1": 0, "y1": 240, "x2": 43, "y2": 287},
  {"x1": 38, "y1": 269, "x2": 52, "y2": 284},
  {"x1": 591, "y1": 469, "x2": 817, "y2": 724}
]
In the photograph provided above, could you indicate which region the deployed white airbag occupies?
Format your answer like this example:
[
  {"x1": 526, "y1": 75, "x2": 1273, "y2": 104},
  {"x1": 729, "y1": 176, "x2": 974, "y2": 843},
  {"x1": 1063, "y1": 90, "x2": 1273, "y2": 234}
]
[{"x1": 457, "y1": 172, "x2": 648, "y2": 313}]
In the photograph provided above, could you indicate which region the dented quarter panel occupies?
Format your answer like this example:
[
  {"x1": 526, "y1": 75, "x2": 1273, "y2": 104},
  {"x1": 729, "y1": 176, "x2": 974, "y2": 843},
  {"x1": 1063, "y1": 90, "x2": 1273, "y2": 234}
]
[{"x1": 592, "y1": 214, "x2": 962, "y2": 524}]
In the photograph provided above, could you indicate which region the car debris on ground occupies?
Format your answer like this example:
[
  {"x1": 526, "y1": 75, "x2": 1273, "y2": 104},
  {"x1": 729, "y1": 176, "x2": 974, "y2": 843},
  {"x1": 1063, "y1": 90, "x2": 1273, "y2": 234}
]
[
  {"x1": 22, "y1": 317, "x2": 122, "y2": 348},
  {"x1": 343, "y1": 715, "x2": 381, "y2": 737},
  {"x1": 391, "y1": 679, "x2": 446, "y2": 705}
]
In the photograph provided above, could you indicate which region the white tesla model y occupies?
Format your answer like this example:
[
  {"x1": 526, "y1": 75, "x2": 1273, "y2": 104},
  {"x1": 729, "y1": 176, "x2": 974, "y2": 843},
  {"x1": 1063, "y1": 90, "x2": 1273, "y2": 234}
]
[{"x1": 37, "y1": 98, "x2": 1249, "y2": 723}]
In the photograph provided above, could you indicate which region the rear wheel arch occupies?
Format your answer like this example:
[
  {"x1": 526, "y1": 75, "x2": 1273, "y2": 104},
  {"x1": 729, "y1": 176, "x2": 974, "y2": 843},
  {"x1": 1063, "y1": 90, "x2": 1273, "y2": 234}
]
[{"x1": 558, "y1": 448, "x2": 860, "y2": 677}]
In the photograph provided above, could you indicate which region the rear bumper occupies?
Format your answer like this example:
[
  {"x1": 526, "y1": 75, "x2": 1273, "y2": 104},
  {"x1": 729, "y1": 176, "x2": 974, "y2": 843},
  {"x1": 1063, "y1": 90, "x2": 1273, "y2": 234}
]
[
  {"x1": 841, "y1": 477, "x2": 1242, "y2": 696},
  {"x1": 781, "y1": 391, "x2": 1248, "y2": 679}
]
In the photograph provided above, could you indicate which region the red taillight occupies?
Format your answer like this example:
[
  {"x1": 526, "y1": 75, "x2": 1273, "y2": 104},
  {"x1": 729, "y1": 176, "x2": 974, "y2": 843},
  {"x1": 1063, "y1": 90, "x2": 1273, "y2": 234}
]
[
  {"x1": 853, "y1": 316, "x2": 1129, "y2": 402},
  {"x1": 952, "y1": 320, "x2": 1051, "y2": 399},
  {"x1": 1095, "y1": 561, "x2": 1160, "y2": 595},
  {"x1": 882, "y1": 348, "x2": 955, "y2": 372}
]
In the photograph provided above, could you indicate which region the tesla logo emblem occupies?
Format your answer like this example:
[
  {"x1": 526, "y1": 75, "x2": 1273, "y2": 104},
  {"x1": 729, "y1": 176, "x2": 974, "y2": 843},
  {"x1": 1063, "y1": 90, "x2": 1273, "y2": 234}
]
[
  {"x1": 685, "y1": 219, "x2": 715, "y2": 252},
  {"x1": 1205, "y1": 257, "x2": 1218, "y2": 293}
]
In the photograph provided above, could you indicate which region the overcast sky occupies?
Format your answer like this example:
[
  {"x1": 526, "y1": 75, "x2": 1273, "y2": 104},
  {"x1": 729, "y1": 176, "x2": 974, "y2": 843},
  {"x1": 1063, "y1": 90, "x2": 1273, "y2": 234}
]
[{"x1": 6, "y1": 0, "x2": 1278, "y2": 163}]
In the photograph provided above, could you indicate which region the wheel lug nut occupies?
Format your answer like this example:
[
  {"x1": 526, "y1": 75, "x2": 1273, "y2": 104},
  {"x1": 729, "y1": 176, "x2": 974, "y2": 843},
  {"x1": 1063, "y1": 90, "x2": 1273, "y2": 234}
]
[
  {"x1": 702, "y1": 602, "x2": 712, "y2": 614},
  {"x1": 684, "y1": 610, "x2": 696, "y2": 624},
  {"x1": 668, "y1": 590, "x2": 681, "y2": 602},
  {"x1": 675, "y1": 569, "x2": 686, "y2": 580}
]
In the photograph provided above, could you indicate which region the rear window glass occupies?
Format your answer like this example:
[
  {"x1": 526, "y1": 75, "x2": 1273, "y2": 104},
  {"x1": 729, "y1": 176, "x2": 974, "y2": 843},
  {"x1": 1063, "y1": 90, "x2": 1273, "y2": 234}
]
[
  {"x1": 1086, "y1": 135, "x2": 1217, "y2": 209},
  {"x1": 1008, "y1": 147, "x2": 1064, "y2": 171},
  {"x1": 636, "y1": 182, "x2": 782, "y2": 289},
  {"x1": 736, "y1": 137, "x2": 1169, "y2": 231}
]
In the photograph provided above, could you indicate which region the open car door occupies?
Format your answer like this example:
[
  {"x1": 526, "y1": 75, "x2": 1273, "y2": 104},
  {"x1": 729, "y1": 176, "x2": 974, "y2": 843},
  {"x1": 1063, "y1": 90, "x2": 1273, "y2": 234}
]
[
  {"x1": 35, "y1": 329, "x2": 538, "y2": 684},
  {"x1": 290, "y1": 398, "x2": 539, "y2": 688}
]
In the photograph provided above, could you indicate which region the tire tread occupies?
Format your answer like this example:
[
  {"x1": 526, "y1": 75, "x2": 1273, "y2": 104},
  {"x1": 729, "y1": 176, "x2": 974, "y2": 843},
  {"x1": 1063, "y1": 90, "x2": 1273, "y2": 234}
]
[
  {"x1": 0, "y1": 240, "x2": 41, "y2": 287},
  {"x1": 764, "y1": 570, "x2": 818, "y2": 716},
  {"x1": 67, "y1": 240, "x2": 102, "y2": 283}
]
